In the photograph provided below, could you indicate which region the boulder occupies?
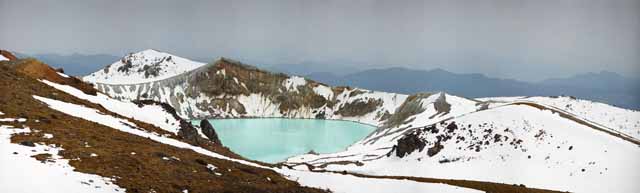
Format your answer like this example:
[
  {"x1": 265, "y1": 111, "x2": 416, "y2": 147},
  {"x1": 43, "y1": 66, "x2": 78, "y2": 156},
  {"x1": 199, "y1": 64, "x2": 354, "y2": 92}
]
[
  {"x1": 178, "y1": 120, "x2": 200, "y2": 144},
  {"x1": 393, "y1": 131, "x2": 427, "y2": 158},
  {"x1": 200, "y1": 120, "x2": 221, "y2": 144}
]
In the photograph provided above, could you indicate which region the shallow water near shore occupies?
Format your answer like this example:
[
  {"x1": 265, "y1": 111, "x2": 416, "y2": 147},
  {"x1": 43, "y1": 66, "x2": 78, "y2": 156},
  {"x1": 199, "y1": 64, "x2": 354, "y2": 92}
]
[{"x1": 192, "y1": 118, "x2": 377, "y2": 163}]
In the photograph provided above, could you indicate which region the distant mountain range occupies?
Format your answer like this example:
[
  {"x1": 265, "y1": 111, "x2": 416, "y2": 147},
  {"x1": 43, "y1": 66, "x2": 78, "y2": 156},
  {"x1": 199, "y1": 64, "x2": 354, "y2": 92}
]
[
  {"x1": 15, "y1": 52, "x2": 119, "y2": 76},
  {"x1": 17, "y1": 52, "x2": 639, "y2": 109},
  {"x1": 305, "y1": 67, "x2": 640, "y2": 110}
]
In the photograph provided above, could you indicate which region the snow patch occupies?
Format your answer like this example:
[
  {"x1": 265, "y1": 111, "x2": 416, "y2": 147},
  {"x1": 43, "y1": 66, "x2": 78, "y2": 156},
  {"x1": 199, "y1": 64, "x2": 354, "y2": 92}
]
[{"x1": 0, "y1": 125, "x2": 124, "y2": 193}]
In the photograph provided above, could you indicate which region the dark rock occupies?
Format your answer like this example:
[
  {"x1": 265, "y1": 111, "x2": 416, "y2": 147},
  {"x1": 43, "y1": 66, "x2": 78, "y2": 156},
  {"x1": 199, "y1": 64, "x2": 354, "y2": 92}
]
[
  {"x1": 445, "y1": 122, "x2": 457, "y2": 133},
  {"x1": 19, "y1": 141, "x2": 35, "y2": 147},
  {"x1": 195, "y1": 159, "x2": 208, "y2": 166},
  {"x1": 393, "y1": 131, "x2": 427, "y2": 158},
  {"x1": 306, "y1": 150, "x2": 319, "y2": 155},
  {"x1": 569, "y1": 146, "x2": 573, "y2": 150},
  {"x1": 427, "y1": 142, "x2": 444, "y2": 157},
  {"x1": 200, "y1": 120, "x2": 221, "y2": 144},
  {"x1": 178, "y1": 120, "x2": 200, "y2": 144}
]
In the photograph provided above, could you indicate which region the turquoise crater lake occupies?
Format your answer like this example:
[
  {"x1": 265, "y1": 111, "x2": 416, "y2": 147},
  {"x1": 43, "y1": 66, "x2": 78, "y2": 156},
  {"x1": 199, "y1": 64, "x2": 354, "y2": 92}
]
[{"x1": 192, "y1": 118, "x2": 377, "y2": 163}]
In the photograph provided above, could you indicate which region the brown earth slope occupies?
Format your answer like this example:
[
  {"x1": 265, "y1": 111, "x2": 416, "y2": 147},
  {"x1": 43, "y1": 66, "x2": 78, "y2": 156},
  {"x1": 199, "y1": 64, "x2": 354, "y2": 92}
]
[{"x1": 0, "y1": 59, "x2": 328, "y2": 193}]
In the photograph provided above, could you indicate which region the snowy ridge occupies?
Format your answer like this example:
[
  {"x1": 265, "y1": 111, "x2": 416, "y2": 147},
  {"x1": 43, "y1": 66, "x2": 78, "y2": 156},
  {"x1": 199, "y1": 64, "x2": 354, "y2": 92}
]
[
  {"x1": 83, "y1": 49, "x2": 205, "y2": 84},
  {"x1": 477, "y1": 96, "x2": 640, "y2": 140}
]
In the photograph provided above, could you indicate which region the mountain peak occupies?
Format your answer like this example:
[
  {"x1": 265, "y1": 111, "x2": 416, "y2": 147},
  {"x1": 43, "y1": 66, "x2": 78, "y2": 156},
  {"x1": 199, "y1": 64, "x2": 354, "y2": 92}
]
[{"x1": 83, "y1": 49, "x2": 205, "y2": 84}]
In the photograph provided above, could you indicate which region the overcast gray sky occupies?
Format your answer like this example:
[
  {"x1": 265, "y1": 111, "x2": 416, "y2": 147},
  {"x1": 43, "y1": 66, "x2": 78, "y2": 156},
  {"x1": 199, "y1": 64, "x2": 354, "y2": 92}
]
[{"x1": 1, "y1": 0, "x2": 639, "y2": 81}]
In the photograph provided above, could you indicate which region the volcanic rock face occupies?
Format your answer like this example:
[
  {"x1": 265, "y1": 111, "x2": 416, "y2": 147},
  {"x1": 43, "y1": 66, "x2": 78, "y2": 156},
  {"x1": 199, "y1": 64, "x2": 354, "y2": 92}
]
[
  {"x1": 200, "y1": 120, "x2": 221, "y2": 144},
  {"x1": 88, "y1": 57, "x2": 415, "y2": 127}
]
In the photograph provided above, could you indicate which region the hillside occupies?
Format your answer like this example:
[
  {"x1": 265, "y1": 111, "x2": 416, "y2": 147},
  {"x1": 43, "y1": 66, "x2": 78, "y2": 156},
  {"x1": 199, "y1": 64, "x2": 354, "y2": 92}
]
[
  {"x1": 3, "y1": 56, "x2": 552, "y2": 193},
  {"x1": 84, "y1": 51, "x2": 640, "y2": 193},
  {"x1": 0, "y1": 58, "x2": 328, "y2": 193}
]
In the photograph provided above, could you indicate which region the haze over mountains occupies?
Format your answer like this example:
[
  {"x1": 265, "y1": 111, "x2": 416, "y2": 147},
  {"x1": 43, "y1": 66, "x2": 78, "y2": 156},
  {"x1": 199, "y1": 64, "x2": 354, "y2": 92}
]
[
  {"x1": 305, "y1": 67, "x2": 640, "y2": 110},
  {"x1": 13, "y1": 51, "x2": 640, "y2": 109}
]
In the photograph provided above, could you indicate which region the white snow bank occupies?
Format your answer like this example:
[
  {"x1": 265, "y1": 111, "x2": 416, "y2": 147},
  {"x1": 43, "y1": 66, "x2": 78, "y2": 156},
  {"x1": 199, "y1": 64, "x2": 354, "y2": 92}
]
[
  {"x1": 57, "y1": 72, "x2": 70, "y2": 78},
  {"x1": 33, "y1": 95, "x2": 265, "y2": 169},
  {"x1": 41, "y1": 80, "x2": 181, "y2": 134},
  {"x1": 0, "y1": 125, "x2": 124, "y2": 193},
  {"x1": 277, "y1": 169, "x2": 481, "y2": 193},
  {"x1": 283, "y1": 76, "x2": 307, "y2": 92},
  {"x1": 0, "y1": 55, "x2": 8, "y2": 61},
  {"x1": 0, "y1": 118, "x2": 26, "y2": 122}
]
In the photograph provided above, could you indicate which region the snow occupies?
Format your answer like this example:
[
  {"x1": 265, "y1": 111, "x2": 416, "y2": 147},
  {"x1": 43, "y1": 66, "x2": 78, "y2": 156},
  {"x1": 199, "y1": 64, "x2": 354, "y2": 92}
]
[
  {"x1": 32, "y1": 95, "x2": 266, "y2": 169},
  {"x1": 57, "y1": 72, "x2": 70, "y2": 78},
  {"x1": 313, "y1": 85, "x2": 334, "y2": 99},
  {"x1": 41, "y1": 80, "x2": 181, "y2": 134},
  {"x1": 83, "y1": 49, "x2": 206, "y2": 85},
  {"x1": 0, "y1": 125, "x2": 124, "y2": 193},
  {"x1": 283, "y1": 76, "x2": 307, "y2": 92},
  {"x1": 43, "y1": 133, "x2": 53, "y2": 139},
  {"x1": 206, "y1": 164, "x2": 222, "y2": 175},
  {"x1": 0, "y1": 55, "x2": 8, "y2": 61},
  {"x1": 0, "y1": 118, "x2": 26, "y2": 122},
  {"x1": 477, "y1": 96, "x2": 640, "y2": 140},
  {"x1": 292, "y1": 104, "x2": 640, "y2": 193},
  {"x1": 277, "y1": 168, "x2": 481, "y2": 193}
]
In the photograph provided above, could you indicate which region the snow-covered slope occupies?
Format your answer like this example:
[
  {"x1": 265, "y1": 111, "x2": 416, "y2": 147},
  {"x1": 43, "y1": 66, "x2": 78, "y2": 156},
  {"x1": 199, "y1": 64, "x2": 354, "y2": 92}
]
[
  {"x1": 83, "y1": 52, "x2": 640, "y2": 193},
  {"x1": 83, "y1": 49, "x2": 205, "y2": 84},
  {"x1": 287, "y1": 103, "x2": 640, "y2": 192},
  {"x1": 477, "y1": 96, "x2": 640, "y2": 140}
]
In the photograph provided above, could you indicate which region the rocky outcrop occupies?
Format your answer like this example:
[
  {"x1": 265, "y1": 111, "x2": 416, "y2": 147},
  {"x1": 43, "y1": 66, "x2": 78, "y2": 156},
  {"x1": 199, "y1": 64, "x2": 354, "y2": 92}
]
[
  {"x1": 0, "y1": 50, "x2": 18, "y2": 61},
  {"x1": 200, "y1": 120, "x2": 221, "y2": 144},
  {"x1": 177, "y1": 120, "x2": 200, "y2": 144},
  {"x1": 389, "y1": 130, "x2": 427, "y2": 158}
]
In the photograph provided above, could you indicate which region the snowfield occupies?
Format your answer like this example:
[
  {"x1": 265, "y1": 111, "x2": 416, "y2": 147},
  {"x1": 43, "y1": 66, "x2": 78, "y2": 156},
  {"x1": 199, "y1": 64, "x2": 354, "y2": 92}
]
[
  {"x1": 83, "y1": 49, "x2": 205, "y2": 84},
  {"x1": 477, "y1": 96, "x2": 640, "y2": 140},
  {"x1": 0, "y1": 125, "x2": 124, "y2": 193},
  {"x1": 277, "y1": 168, "x2": 482, "y2": 193}
]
